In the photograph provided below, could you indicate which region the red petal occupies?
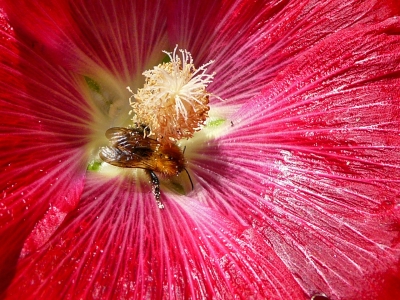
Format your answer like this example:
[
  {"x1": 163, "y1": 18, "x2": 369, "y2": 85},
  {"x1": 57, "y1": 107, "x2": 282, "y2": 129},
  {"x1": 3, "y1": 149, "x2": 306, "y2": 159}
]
[
  {"x1": 167, "y1": 0, "x2": 399, "y2": 106},
  {"x1": 192, "y1": 19, "x2": 400, "y2": 298},
  {"x1": 2, "y1": 1, "x2": 400, "y2": 299},
  {"x1": 4, "y1": 173, "x2": 305, "y2": 299},
  {"x1": 3, "y1": 0, "x2": 168, "y2": 81},
  {"x1": 6, "y1": 0, "x2": 397, "y2": 106},
  {"x1": 0, "y1": 11, "x2": 90, "y2": 295}
]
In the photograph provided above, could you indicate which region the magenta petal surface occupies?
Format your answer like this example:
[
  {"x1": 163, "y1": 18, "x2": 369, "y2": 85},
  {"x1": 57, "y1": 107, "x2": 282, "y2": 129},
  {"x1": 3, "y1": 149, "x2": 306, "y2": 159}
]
[
  {"x1": 192, "y1": 19, "x2": 400, "y2": 298},
  {"x1": 168, "y1": 0, "x2": 400, "y2": 105},
  {"x1": 6, "y1": 0, "x2": 399, "y2": 106},
  {"x1": 0, "y1": 10, "x2": 90, "y2": 294},
  {"x1": 3, "y1": 0, "x2": 168, "y2": 81},
  {"x1": 1, "y1": 1, "x2": 400, "y2": 300},
  {"x1": 5, "y1": 174, "x2": 305, "y2": 299}
]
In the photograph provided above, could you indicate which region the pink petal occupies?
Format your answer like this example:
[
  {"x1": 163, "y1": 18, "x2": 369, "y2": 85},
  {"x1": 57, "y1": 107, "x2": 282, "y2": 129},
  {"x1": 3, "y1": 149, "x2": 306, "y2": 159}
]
[
  {"x1": 0, "y1": 13, "x2": 90, "y2": 293},
  {"x1": 167, "y1": 0, "x2": 399, "y2": 106},
  {"x1": 7, "y1": 0, "x2": 397, "y2": 108},
  {"x1": 5, "y1": 173, "x2": 305, "y2": 299},
  {"x1": 191, "y1": 19, "x2": 400, "y2": 298},
  {"x1": 2, "y1": 1, "x2": 400, "y2": 299},
  {"x1": 3, "y1": 0, "x2": 168, "y2": 82}
]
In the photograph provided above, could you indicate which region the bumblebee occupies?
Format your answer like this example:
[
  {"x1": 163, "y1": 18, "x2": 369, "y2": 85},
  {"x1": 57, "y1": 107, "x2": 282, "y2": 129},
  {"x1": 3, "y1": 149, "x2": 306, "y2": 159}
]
[{"x1": 100, "y1": 126, "x2": 192, "y2": 208}]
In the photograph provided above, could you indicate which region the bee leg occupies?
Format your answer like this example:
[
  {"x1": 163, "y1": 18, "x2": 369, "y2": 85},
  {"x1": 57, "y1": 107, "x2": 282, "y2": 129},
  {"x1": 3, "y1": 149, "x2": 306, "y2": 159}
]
[{"x1": 147, "y1": 170, "x2": 164, "y2": 209}]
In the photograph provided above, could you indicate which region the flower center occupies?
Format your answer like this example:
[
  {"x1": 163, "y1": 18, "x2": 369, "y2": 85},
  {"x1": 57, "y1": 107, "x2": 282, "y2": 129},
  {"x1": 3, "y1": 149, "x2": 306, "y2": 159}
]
[
  {"x1": 85, "y1": 46, "x2": 231, "y2": 200},
  {"x1": 128, "y1": 46, "x2": 214, "y2": 142}
]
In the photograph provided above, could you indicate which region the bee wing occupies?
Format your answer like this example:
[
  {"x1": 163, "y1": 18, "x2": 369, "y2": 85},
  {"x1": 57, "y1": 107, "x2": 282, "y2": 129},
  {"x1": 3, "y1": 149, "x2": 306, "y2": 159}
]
[
  {"x1": 101, "y1": 127, "x2": 160, "y2": 169},
  {"x1": 106, "y1": 127, "x2": 160, "y2": 149},
  {"x1": 99, "y1": 146, "x2": 155, "y2": 169},
  {"x1": 105, "y1": 127, "x2": 140, "y2": 146}
]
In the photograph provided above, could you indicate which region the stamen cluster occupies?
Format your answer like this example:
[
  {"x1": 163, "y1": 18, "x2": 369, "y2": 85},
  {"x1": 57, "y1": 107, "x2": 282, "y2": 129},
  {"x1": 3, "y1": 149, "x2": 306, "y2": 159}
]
[{"x1": 129, "y1": 46, "x2": 214, "y2": 141}]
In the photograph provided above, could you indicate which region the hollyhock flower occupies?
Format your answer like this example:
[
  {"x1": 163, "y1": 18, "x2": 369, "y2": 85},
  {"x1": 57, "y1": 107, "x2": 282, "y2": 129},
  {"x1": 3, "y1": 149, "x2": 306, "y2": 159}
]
[{"x1": 1, "y1": 0, "x2": 400, "y2": 299}]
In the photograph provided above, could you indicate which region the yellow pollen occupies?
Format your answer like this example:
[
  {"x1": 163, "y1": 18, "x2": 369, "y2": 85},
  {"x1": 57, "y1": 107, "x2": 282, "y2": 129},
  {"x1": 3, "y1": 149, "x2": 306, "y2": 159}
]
[{"x1": 128, "y1": 46, "x2": 214, "y2": 141}]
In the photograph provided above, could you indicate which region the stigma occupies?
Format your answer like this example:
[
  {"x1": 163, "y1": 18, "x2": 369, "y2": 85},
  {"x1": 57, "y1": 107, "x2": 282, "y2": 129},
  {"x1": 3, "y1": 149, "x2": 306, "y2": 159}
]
[{"x1": 129, "y1": 46, "x2": 214, "y2": 142}]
